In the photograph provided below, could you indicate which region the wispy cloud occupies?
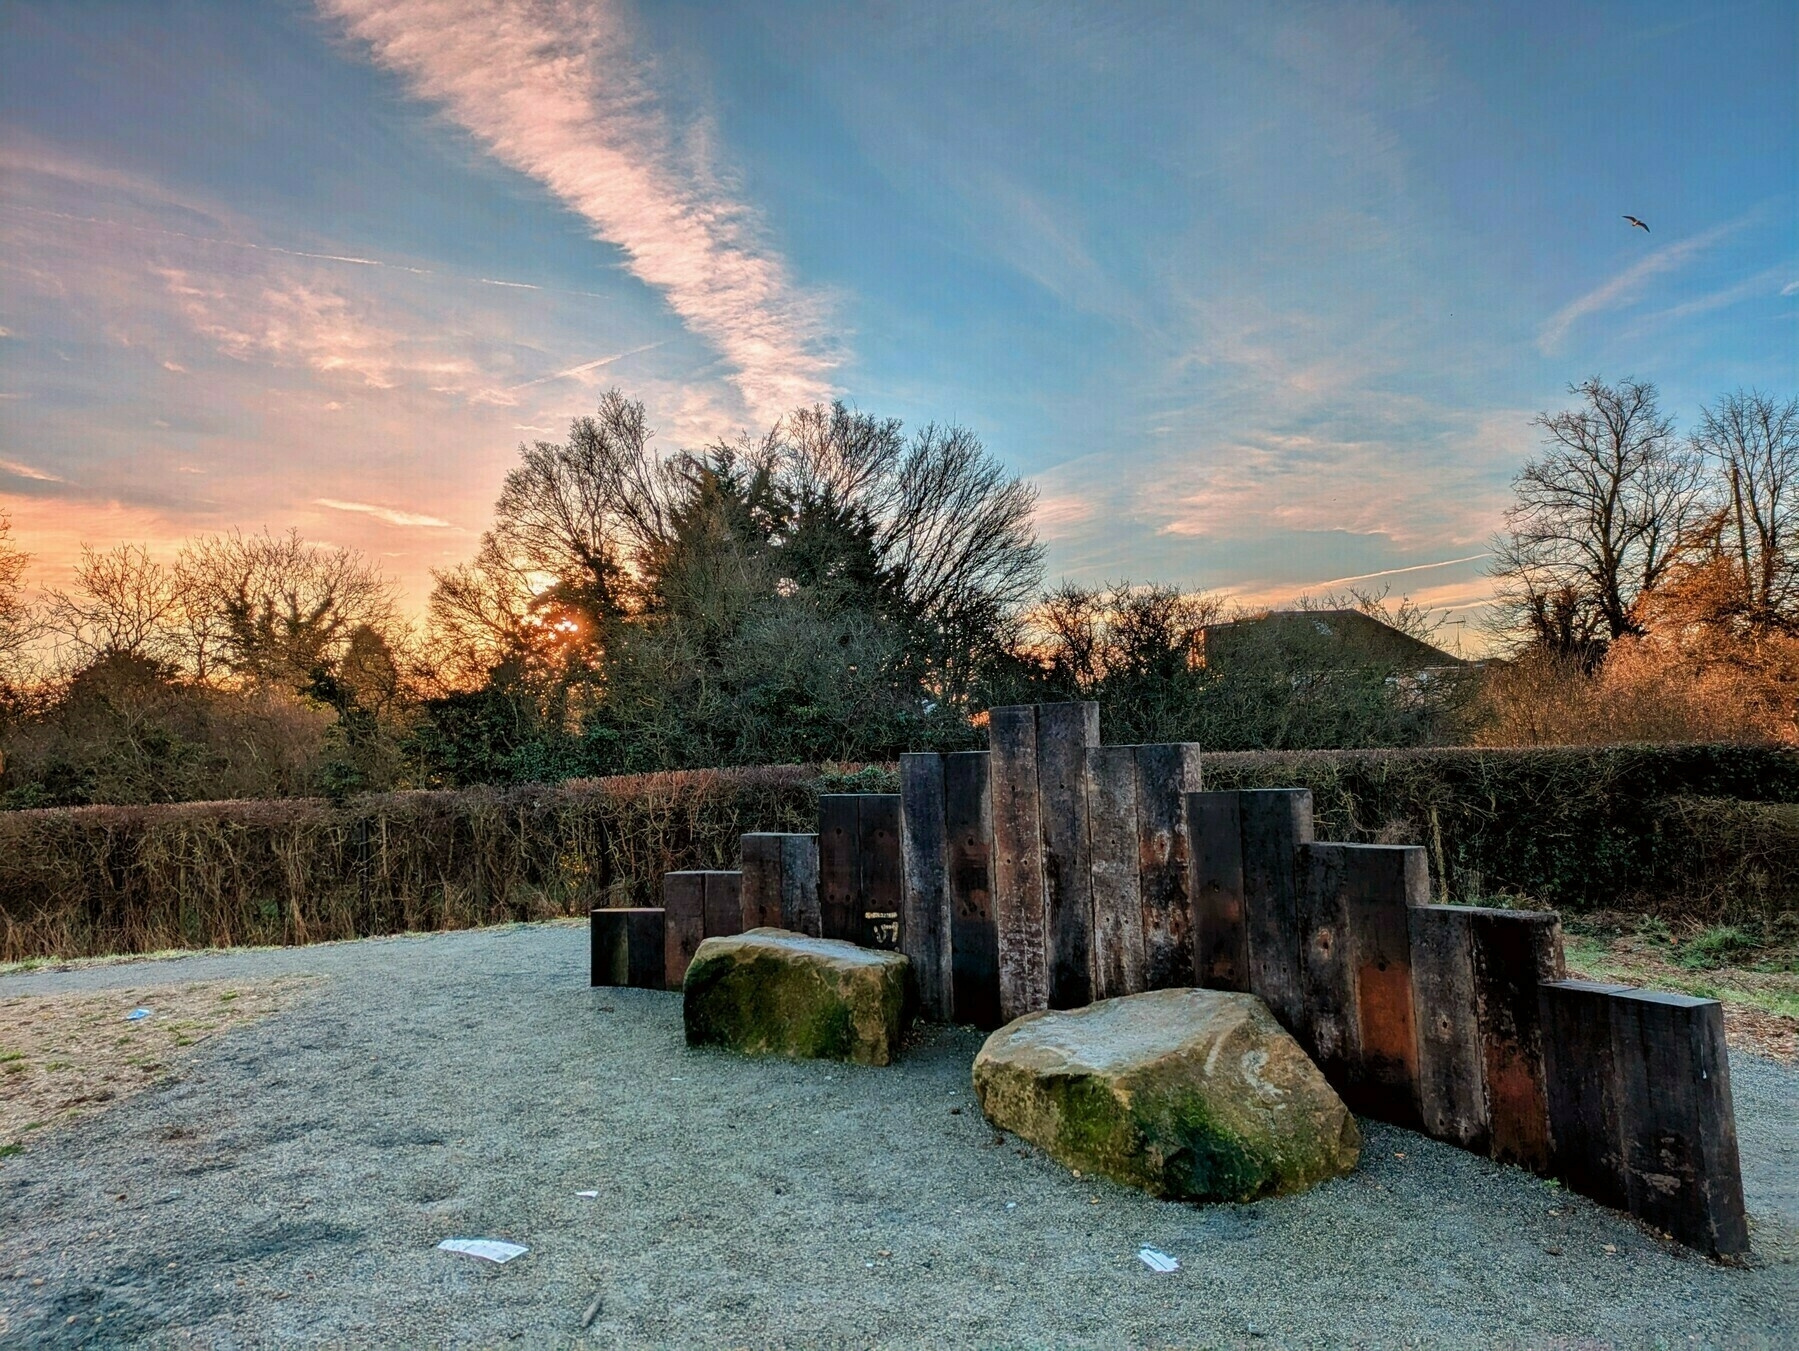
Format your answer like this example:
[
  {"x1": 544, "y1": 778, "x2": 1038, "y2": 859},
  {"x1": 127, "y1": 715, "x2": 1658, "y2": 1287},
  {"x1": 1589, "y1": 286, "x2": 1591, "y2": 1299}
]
[
  {"x1": 316, "y1": 498, "x2": 454, "y2": 528},
  {"x1": 0, "y1": 459, "x2": 65, "y2": 483},
  {"x1": 1299, "y1": 552, "x2": 1492, "y2": 591},
  {"x1": 321, "y1": 0, "x2": 837, "y2": 424},
  {"x1": 1537, "y1": 219, "x2": 1743, "y2": 354}
]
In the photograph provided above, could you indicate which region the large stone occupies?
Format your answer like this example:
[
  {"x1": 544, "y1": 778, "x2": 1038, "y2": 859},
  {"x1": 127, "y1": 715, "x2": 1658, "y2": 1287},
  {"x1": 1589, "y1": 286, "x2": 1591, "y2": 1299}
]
[
  {"x1": 973, "y1": 987, "x2": 1360, "y2": 1201},
  {"x1": 683, "y1": 928, "x2": 911, "y2": 1066}
]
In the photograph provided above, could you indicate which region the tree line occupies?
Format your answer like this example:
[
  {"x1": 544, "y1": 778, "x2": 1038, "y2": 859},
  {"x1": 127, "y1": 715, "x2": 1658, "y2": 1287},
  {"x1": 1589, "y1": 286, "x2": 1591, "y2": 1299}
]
[{"x1": 0, "y1": 380, "x2": 1790, "y2": 807}]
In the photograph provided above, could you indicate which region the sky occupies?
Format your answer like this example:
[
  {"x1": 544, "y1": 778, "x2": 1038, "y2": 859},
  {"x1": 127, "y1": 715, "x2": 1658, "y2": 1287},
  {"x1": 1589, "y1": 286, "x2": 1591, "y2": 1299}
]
[{"x1": 1, "y1": 0, "x2": 1794, "y2": 650}]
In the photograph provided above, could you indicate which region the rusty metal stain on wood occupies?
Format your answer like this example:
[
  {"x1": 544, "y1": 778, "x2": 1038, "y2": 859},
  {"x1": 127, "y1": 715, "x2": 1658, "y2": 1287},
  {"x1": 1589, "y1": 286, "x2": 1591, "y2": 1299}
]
[{"x1": 1468, "y1": 908, "x2": 1562, "y2": 1172}]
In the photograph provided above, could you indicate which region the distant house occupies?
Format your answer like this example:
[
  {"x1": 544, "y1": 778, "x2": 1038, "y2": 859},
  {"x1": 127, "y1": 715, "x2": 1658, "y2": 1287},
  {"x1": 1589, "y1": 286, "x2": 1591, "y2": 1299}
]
[{"x1": 1199, "y1": 609, "x2": 1466, "y2": 677}]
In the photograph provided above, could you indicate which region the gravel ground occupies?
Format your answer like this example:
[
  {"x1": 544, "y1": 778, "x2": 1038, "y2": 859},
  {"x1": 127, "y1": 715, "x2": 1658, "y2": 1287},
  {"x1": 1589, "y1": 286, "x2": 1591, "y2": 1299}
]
[{"x1": 0, "y1": 923, "x2": 1794, "y2": 1349}]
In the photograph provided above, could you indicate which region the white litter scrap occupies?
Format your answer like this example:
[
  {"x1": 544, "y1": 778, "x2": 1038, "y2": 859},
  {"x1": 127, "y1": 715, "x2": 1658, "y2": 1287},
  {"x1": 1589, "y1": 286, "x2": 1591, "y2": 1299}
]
[
  {"x1": 575, "y1": 1190, "x2": 599, "y2": 1198},
  {"x1": 437, "y1": 1238, "x2": 529, "y2": 1264},
  {"x1": 125, "y1": 1008, "x2": 152, "y2": 1022},
  {"x1": 1137, "y1": 1247, "x2": 1180, "y2": 1273}
]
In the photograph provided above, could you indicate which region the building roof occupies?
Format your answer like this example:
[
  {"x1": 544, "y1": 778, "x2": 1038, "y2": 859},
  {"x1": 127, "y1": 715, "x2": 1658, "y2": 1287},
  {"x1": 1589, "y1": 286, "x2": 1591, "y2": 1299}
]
[{"x1": 1199, "y1": 609, "x2": 1464, "y2": 672}]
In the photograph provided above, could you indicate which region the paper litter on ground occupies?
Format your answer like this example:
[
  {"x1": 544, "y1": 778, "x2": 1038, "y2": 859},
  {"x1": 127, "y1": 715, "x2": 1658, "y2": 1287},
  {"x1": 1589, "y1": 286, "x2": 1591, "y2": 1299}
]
[
  {"x1": 125, "y1": 1008, "x2": 152, "y2": 1021},
  {"x1": 1138, "y1": 1246, "x2": 1180, "y2": 1272},
  {"x1": 437, "y1": 1238, "x2": 529, "y2": 1264}
]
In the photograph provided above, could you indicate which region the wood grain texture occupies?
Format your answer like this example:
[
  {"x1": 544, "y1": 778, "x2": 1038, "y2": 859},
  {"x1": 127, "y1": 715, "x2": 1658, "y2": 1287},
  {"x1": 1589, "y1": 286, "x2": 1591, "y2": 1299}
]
[
  {"x1": 1612, "y1": 989, "x2": 1749, "y2": 1257},
  {"x1": 1085, "y1": 745, "x2": 1145, "y2": 1000},
  {"x1": 1539, "y1": 979, "x2": 1633, "y2": 1209},
  {"x1": 858, "y1": 793, "x2": 903, "y2": 950},
  {"x1": 1239, "y1": 788, "x2": 1314, "y2": 1035},
  {"x1": 702, "y1": 870, "x2": 743, "y2": 940},
  {"x1": 1134, "y1": 743, "x2": 1204, "y2": 990},
  {"x1": 944, "y1": 749, "x2": 1000, "y2": 1029},
  {"x1": 780, "y1": 833, "x2": 821, "y2": 937},
  {"x1": 1299, "y1": 842, "x2": 1356, "y2": 1083},
  {"x1": 1036, "y1": 702, "x2": 1099, "y2": 1008},
  {"x1": 818, "y1": 794, "x2": 861, "y2": 942},
  {"x1": 1187, "y1": 790, "x2": 1247, "y2": 991},
  {"x1": 1469, "y1": 908, "x2": 1564, "y2": 1172},
  {"x1": 738, "y1": 833, "x2": 786, "y2": 930},
  {"x1": 661, "y1": 871, "x2": 706, "y2": 988},
  {"x1": 988, "y1": 705, "x2": 1049, "y2": 1022},
  {"x1": 900, "y1": 753, "x2": 953, "y2": 1021},
  {"x1": 591, "y1": 908, "x2": 666, "y2": 990},
  {"x1": 1409, "y1": 904, "x2": 1489, "y2": 1152}
]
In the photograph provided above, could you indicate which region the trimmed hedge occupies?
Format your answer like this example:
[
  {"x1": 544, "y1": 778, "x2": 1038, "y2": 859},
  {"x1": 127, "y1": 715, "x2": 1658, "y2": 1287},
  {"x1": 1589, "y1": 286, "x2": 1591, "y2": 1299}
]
[
  {"x1": 2, "y1": 745, "x2": 1793, "y2": 962},
  {"x1": 1199, "y1": 744, "x2": 1799, "y2": 922}
]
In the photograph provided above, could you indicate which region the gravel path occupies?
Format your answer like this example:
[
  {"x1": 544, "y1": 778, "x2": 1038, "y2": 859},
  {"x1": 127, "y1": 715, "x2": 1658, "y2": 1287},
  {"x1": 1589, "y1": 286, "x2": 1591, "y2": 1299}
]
[{"x1": 1, "y1": 923, "x2": 1794, "y2": 1349}]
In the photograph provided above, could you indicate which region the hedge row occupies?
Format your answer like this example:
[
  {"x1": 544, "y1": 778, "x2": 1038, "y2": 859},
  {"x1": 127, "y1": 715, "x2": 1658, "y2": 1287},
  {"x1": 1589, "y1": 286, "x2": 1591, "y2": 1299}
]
[{"x1": 2, "y1": 745, "x2": 1793, "y2": 962}]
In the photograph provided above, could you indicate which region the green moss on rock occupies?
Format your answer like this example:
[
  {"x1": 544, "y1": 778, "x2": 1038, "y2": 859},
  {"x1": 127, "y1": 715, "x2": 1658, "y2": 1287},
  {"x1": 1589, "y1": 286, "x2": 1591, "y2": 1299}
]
[
  {"x1": 683, "y1": 928, "x2": 910, "y2": 1065},
  {"x1": 973, "y1": 988, "x2": 1360, "y2": 1202}
]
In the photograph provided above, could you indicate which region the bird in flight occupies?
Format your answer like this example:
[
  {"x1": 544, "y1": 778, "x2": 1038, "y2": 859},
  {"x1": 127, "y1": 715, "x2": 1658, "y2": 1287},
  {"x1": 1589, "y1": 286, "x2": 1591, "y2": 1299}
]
[{"x1": 1624, "y1": 215, "x2": 1650, "y2": 232}]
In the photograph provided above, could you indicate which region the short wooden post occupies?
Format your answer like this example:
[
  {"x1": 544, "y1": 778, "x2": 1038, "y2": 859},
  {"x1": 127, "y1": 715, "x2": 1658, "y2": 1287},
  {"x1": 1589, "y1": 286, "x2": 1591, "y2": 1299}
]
[
  {"x1": 591, "y1": 907, "x2": 666, "y2": 990},
  {"x1": 662, "y1": 872, "x2": 707, "y2": 988},
  {"x1": 1239, "y1": 789, "x2": 1313, "y2": 1035},
  {"x1": 818, "y1": 794, "x2": 861, "y2": 942},
  {"x1": 1612, "y1": 990, "x2": 1749, "y2": 1258},
  {"x1": 1134, "y1": 743, "x2": 1204, "y2": 990},
  {"x1": 858, "y1": 793, "x2": 903, "y2": 949},
  {"x1": 739, "y1": 833, "x2": 786, "y2": 929},
  {"x1": 1539, "y1": 979, "x2": 1634, "y2": 1208},
  {"x1": 900, "y1": 753, "x2": 954, "y2": 1021},
  {"x1": 944, "y1": 749, "x2": 1000, "y2": 1029},
  {"x1": 1469, "y1": 909, "x2": 1564, "y2": 1172},
  {"x1": 1300, "y1": 842, "x2": 1425, "y2": 1125},
  {"x1": 702, "y1": 871, "x2": 743, "y2": 941},
  {"x1": 1085, "y1": 745, "x2": 1144, "y2": 1000},
  {"x1": 779, "y1": 834, "x2": 821, "y2": 936},
  {"x1": 1409, "y1": 905, "x2": 1489, "y2": 1151},
  {"x1": 1187, "y1": 791, "x2": 1247, "y2": 991},
  {"x1": 1036, "y1": 702, "x2": 1099, "y2": 1008},
  {"x1": 988, "y1": 705, "x2": 1049, "y2": 1022}
]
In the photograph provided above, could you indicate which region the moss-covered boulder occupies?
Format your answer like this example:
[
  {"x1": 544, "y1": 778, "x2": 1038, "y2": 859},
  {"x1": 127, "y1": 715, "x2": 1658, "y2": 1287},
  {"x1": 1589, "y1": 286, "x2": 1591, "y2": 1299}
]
[
  {"x1": 683, "y1": 928, "x2": 911, "y2": 1066},
  {"x1": 973, "y1": 988, "x2": 1360, "y2": 1201}
]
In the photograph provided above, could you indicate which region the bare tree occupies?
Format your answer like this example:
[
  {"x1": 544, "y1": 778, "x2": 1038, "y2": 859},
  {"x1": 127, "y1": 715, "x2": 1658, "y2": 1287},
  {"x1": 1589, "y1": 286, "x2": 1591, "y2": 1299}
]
[
  {"x1": 1490, "y1": 377, "x2": 1703, "y2": 655},
  {"x1": 45, "y1": 543, "x2": 183, "y2": 665},
  {"x1": 0, "y1": 511, "x2": 38, "y2": 685},
  {"x1": 1692, "y1": 388, "x2": 1799, "y2": 626},
  {"x1": 179, "y1": 529, "x2": 398, "y2": 687}
]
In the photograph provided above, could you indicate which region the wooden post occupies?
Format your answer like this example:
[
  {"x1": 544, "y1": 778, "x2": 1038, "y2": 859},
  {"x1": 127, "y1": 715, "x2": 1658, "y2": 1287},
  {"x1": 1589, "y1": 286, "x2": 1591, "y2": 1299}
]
[
  {"x1": 1134, "y1": 743, "x2": 1204, "y2": 990},
  {"x1": 1612, "y1": 990, "x2": 1749, "y2": 1258},
  {"x1": 1036, "y1": 702, "x2": 1099, "y2": 1009},
  {"x1": 779, "y1": 833, "x2": 821, "y2": 937},
  {"x1": 900, "y1": 753, "x2": 953, "y2": 1021},
  {"x1": 1239, "y1": 789, "x2": 1313, "y2": 1035},
  {"x1": 1187, "y1": 791, "x2": 1247, "y2": 991},
  {"x1": 1408, "y1": 905, "x2": 1489, "y2": 1152},
  {"x1": 944, "y1": 749, "x2": 1000, "y2": 1029},
  {"x1": 591, "y1": 907, "x2": 666, "y2": 990},
  {"x1": 1469, "y1": 909, "x2": 1564, "y2": 1172},
  {"x1": 1539, "y1": 979, "x2": 1634, "y2": 1209},
  {"x1": 739, "y1": 833, "x2": 786, "y2": 929},
  {"x1": 818, "y1": 794, "x2": 861, "y2": 942},
  {"x1": 988, "y1": 705, "x2": 1049, "y2": 1022},
  {"x1": 859, "y1": 793, "x2": 903, "y2": 950},
  {"x1": 702, "y1": 871, "x2": 743, "y2": 940},
  {"x1": 1085, "y1": 745, "x2": 1144, "y2": 1000},
  {"x1": 662, "y1": 872, "x2": 707, "y2": 988},
  {"x1": 1300, "y1": 842, "x2": 1425, "y2": 1125}
]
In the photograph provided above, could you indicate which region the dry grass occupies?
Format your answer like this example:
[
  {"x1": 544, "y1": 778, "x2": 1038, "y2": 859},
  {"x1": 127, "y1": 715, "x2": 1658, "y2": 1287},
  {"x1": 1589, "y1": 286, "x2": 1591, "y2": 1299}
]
[{"x1": 0, "y1": 976, "x2": 322, "y2": 1148}]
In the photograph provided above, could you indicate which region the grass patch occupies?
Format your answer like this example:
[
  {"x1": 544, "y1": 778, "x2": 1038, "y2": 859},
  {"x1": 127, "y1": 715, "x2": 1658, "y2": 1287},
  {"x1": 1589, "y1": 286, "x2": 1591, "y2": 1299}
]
[{"x1": 0, "y1": 1143, "x2": 21, "y2": 1158}]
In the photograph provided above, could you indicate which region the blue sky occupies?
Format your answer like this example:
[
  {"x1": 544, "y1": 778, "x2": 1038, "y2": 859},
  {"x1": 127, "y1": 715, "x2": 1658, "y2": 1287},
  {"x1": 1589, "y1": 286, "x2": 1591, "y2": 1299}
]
[{"x1": 1, "y1": 0, "x2": 1793, "y2": 646}]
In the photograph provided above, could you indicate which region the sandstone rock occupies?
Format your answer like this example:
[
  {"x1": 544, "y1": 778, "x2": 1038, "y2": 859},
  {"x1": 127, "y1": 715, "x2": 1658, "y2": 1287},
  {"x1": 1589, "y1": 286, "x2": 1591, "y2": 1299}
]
[
  {"x1": 973, "y1": 987, "x2": 1360, "y2": 1201},
  {"x1": 683, "y1": 928, "x2": 910, "y2": 1066}
]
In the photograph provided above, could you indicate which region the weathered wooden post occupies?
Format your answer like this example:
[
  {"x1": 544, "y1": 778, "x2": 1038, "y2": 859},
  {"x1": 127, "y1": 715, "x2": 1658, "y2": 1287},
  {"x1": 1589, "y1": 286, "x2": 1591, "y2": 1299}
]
[
  {"x1": 944, "y1": 749, "x2": 1000, "y2": 1028},
  {"x1": 1239, "y1": 788, "x2": 1314, "y2": 1035},
  {"x1": 1612, "y1": 990, "x2": 1749, "y2": 1258},
  {"x1": 662, "y1": 872, "x2": 707, "y2": 988},
  {"x1": 1134, "y1": 743, "x2": 1204, "y2": 989},
  {"x1": 1036, "y1": 702, "x2": 1100, "y2": 1008},
  {"x1": 1300, "y1": 842, "x2": 1426, "y2": 1124},
  {"x1": 1539, "y1": 978, "x2": 1635, "y2": 1207},
  {"x1": 1468, "y1": 908, "x2": 1563, "y2": 1171},
  {"x1": 590, "y1": 907, "x2": 666, "y2": 990},
  {"x1": 779, "y1": 833, "x2": 821, "y2": 935},
  {"x1": 739, "y1": 832, "x2": 820, "y2": 935},
  {"x1": 818, "y1": 794, "x2": 861, "y2": 942},
  {"x1": 858, "y1": 793, "x2": 903, "y2": 949},
  {"x1": 1187, "y1": 790, "x2": 1248, "y2": 992},
  {"x1": 1409, "y1": 904, "x2": 1488, "y2": 1151},
  {"x1": 988, "y1": 705, "x2": 1049, "y2": 1022},
  {"x1": 900, "y1": 753, "x2": 954, "y2": 1021},
  {"x1": 701, "y1": 870, "x2": 743, "y2": 942},
  {"x1": 739, "y1": 834, "x2": 787, "y2": 929},
  {"x1": 1086, "y1": 745, "x2": 1145, "y2": 1000}
]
